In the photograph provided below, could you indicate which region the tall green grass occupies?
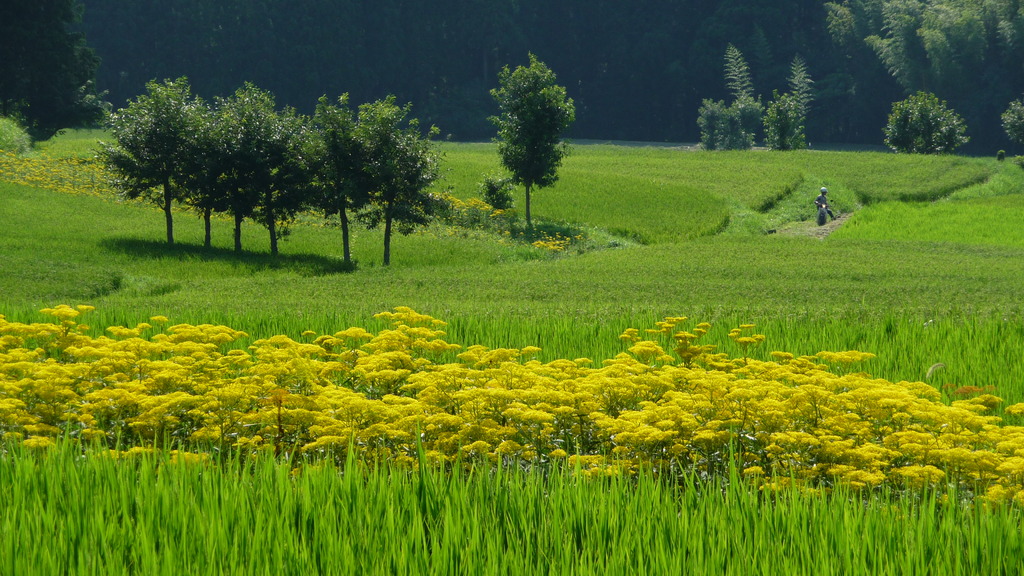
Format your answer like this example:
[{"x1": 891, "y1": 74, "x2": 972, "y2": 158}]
[{"x1": 3, "y1": 442, "x2": 1022, "y2": 576}]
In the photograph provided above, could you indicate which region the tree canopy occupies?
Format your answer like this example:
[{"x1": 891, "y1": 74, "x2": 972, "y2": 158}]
[
  {"x1": 355, "y1": 97, "x2": 444, "y2": 267},
  {"x1": 73, "y1": 1, "x2": 1024, "y2": 150},
  {"x1": 490, "y1": 54, "x2": 575, "y2": 228},
  {"x1": 1, "y1": 0, "x2": 103, "y2": 139},
  {"x1": 100, "y1": 77, "x2": 200, "y2": 244},
  {"x1": 884, "y1": 91, "x2": 969, "y2": 154}
]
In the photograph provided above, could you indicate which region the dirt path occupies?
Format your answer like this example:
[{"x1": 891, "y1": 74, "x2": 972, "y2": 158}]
[{"x1": 776, "y1": 212, "x2": 853, "y2": 239}]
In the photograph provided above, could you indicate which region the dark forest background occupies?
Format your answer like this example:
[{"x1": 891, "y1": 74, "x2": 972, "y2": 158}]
[{"x1": 75, "y1": 0, "x2": 1024, "y2": 152}]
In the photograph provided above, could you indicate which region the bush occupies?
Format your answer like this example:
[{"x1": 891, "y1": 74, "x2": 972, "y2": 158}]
[
  {"x1": 0, "y1": 116, "x2": 32, "y2": 154},
  {"x1": 884, "y1": 92, "x2": 968, "y2": 154},
  {"x1": 698, "y1": 99, "x2": 755, "y2": 151},
  {"x1": 478, "y1": 173, "x2": 514, "y2": 210},
  {"x1": 763, "y1": 92, "x2": 806, "y2": 151},
  {"x1": 1002, "y1": 99, "x2": 1024, "y2": 146}
]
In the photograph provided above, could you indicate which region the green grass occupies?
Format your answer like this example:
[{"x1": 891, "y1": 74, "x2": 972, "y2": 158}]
[
  {"x1": 5, "y1": 132, "x2": 1024, "y2": 574},
  {"x1": 439, "y1": 143, "x2": 996, "y2": 243},
  {"x1": 835, "y1": 194, "x2": 1024, "y2": 248},
  {"x1": 30, "y1": 128, "x2": 109, "y2": 158},
  {"x1": 3, "y1": 443, "x2": 1022, "y2": 576},
  {"x1": 3, "y1": 138, "x2": 1024, "y2": 401}
]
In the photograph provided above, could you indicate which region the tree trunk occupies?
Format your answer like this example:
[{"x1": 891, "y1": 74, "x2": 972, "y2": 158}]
[
  {"x1": 203, "y1": 207, "x2": 212, "y2": 248},
  {"x1": 163, "y1": 178, "x2": 174, "y2": 245},
  {"x1": 382, "y1": 215, "x2": 393, "y2": 266},
  {"x1": 267, "y1": 190, "x2": 278, "y2": 256},
  {"x1": 234, "y1": 212, "x2": 243, "y2": 253},
  {"x1": 525, "y1": 182, "x2": 533, "y2": 228},
  {"x1": 340, "y1": 207, "x2": 351, "y2": 264},
  {"x1": 268, "y1": 218, "x2": 278, "y2": 256}
]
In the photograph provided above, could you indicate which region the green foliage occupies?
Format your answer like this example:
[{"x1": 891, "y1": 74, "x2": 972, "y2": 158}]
[
  {"x1": 478, "y1": 173, "x2": 515, "y2": 210},
  {"x1": 310, "y1": 94, "x2": 369, "y2": 264},
  {"x1": 700, "y1": 45, "x2": 763, "y2": 151},
  {"x1": 356, "y1": 96, "x2": 445, "y2": 266},
  {"x1": 0, "y1": 0, "x2": 103, "y2": 140},
  {"x1": 697, "y1": 99, "x2": 755, "y2": 151},
  {"x1": 32, "y1": 128, "x2": 106, "y2": 158},
  {"x1": 213, "y1": 84, "x2": 313, "y2": 256},
  {"x1": 100, "y1": 77, "x2": 201, "y2": 245},
  {"x1": 2, "y1": 138, "x2": 1019, "y2": 398},
  {"x1": 884, "y1": 91, "x2": 969, "y2": 154},
  {"x1": 490, "y1": 54, "x2": 575, "y2": 227},
  {"x1": 764, "y1": 91, "x2": 807, "y2": 151},
  {"x1": 788, "y1": 55, "x2": 814, "y2": 117},
  {"x1": 0, "y1": 116, "x2": 31, "y2": 154},
  {"x1": 835, "y1": 0, "x2": 1021, "y2": 150},
  {"x1": 1002, "y1": 99, "x2": 1024, "y2": 145},
  {"x1": 724, "y1": 44, "x2": 754, "y2": 101}
]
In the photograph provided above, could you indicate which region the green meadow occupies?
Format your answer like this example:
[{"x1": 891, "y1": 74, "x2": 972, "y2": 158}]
[
  {"x1": 3, "y1": 131, "x2": 1024, "y2": 574},
  {"x1": 2, "y1": 133, "x2": 1021, "y2": 401}
]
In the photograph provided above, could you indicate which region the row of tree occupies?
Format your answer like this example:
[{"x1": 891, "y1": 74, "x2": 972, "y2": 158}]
[
  {"x1": 101, "y1": 57, "x2": 575, "y2": 265},
  {"x1": 102, "y1": 78, "x2": 445, "y2": 265}
]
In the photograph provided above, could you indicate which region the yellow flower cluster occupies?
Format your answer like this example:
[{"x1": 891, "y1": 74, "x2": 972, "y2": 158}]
[
  {"x1": 0, "y1": 152, "x2": 115, "y2": 198},
  {"x1": 531, "y1": 232, "x2": 584, "y2": 252},
  {"x1": 4, "y1": 305, "x2": 1024, "y2": 502}
]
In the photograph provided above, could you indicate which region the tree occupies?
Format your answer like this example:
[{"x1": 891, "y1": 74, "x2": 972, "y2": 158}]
[
  {"x1": 356, "y1": 96, "x2": 445, "y2": 266},
  {"x1": 0, "y1": 0, "x2": 103, "y2": 140},
  {"x1": 699, "y1": 45, "x2": 762, "y2": 150},
  {"x1": 215, "y1": 84, "x2": 312, "y2": 255},
  {"x1": 764, "y1": 91, "x2": 807, "y2": 151},
  {"x1": 178, "y1": 102, "x2": 226, "y2": 249},
  {"x1": 490, "y1": 54, "x2": 575, "y2": 228},
  {"x1": 724, "y1": 44, "x2": 754, "y2": 102},
  {"x1": 100, "y1": 77, "x2": 199, "y2": 245},
  {"x1": 724, "y1": 44, "x2": 762, "y2": 141},
  {"x1": 1002, "y1": 99, "x2": 1024, "y2": 146},
  {"x1": 310, "y1": 94, "x2": 371, "y2": 265},
  {"x1": 884, "y1": 91, "x2": 969, "y2": 154},
  {"x1": 788, "y1": 55, "x2": 814, "y2": 118},
  {"x1": 698, "y1": 99, "x2": 753, "y2": 151}
]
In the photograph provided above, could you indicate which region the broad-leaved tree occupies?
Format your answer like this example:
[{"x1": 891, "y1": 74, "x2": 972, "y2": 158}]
[{"x1": 490, "y1": 54, "x2": 575, "y2": 228}]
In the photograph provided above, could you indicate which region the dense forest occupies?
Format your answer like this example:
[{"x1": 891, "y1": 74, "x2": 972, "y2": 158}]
[{"x1": 70, "y1": 0, "x2": 1024, "y2": 151}]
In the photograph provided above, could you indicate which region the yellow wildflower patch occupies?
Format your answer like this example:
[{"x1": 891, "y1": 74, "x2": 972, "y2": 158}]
[{"x1": 4, "y1": 306, "x2": 1024, "y2": 500}]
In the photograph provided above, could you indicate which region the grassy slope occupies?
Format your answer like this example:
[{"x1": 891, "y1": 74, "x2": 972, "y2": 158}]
[
  {"x1": 5, "y1": 132, "x2": 1024, "y2": 576},
  {"x1": 2, "y1": 132, "x2": 1024, "y2": 400}
]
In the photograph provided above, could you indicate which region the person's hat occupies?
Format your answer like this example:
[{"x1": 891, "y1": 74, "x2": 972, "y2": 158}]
[{"x1": 820, "y1": 187, "x2": 828, "y2": 193}]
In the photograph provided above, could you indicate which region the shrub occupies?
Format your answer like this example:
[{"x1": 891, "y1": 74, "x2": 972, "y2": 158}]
[
  {"x1": 698, "y1": 99, "x2": 755, "y2": 151},
  {"x1": 763, "y1": 91, "x2": 806, "y2": 151},
  {"x1": 478, "y1": 173, "x2": 514, "y2": 210},
  {"x1": 883, "y1": 92, "x2": 968, "y2": 154},
  {"x1": 0, "y1": 116, "x2": 32, "y2": 154},
  {"x1": 1002, "y1": 99, "x2": 1024, "y2": 146}
]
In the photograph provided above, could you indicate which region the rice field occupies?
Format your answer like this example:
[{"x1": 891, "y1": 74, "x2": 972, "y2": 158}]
[
  {"x1": 3, "y1": 442, "x2": 1023, "y2": 576},
  {"x1": 2, "y1": 130, "x2": 1024, "y2": 574}
]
